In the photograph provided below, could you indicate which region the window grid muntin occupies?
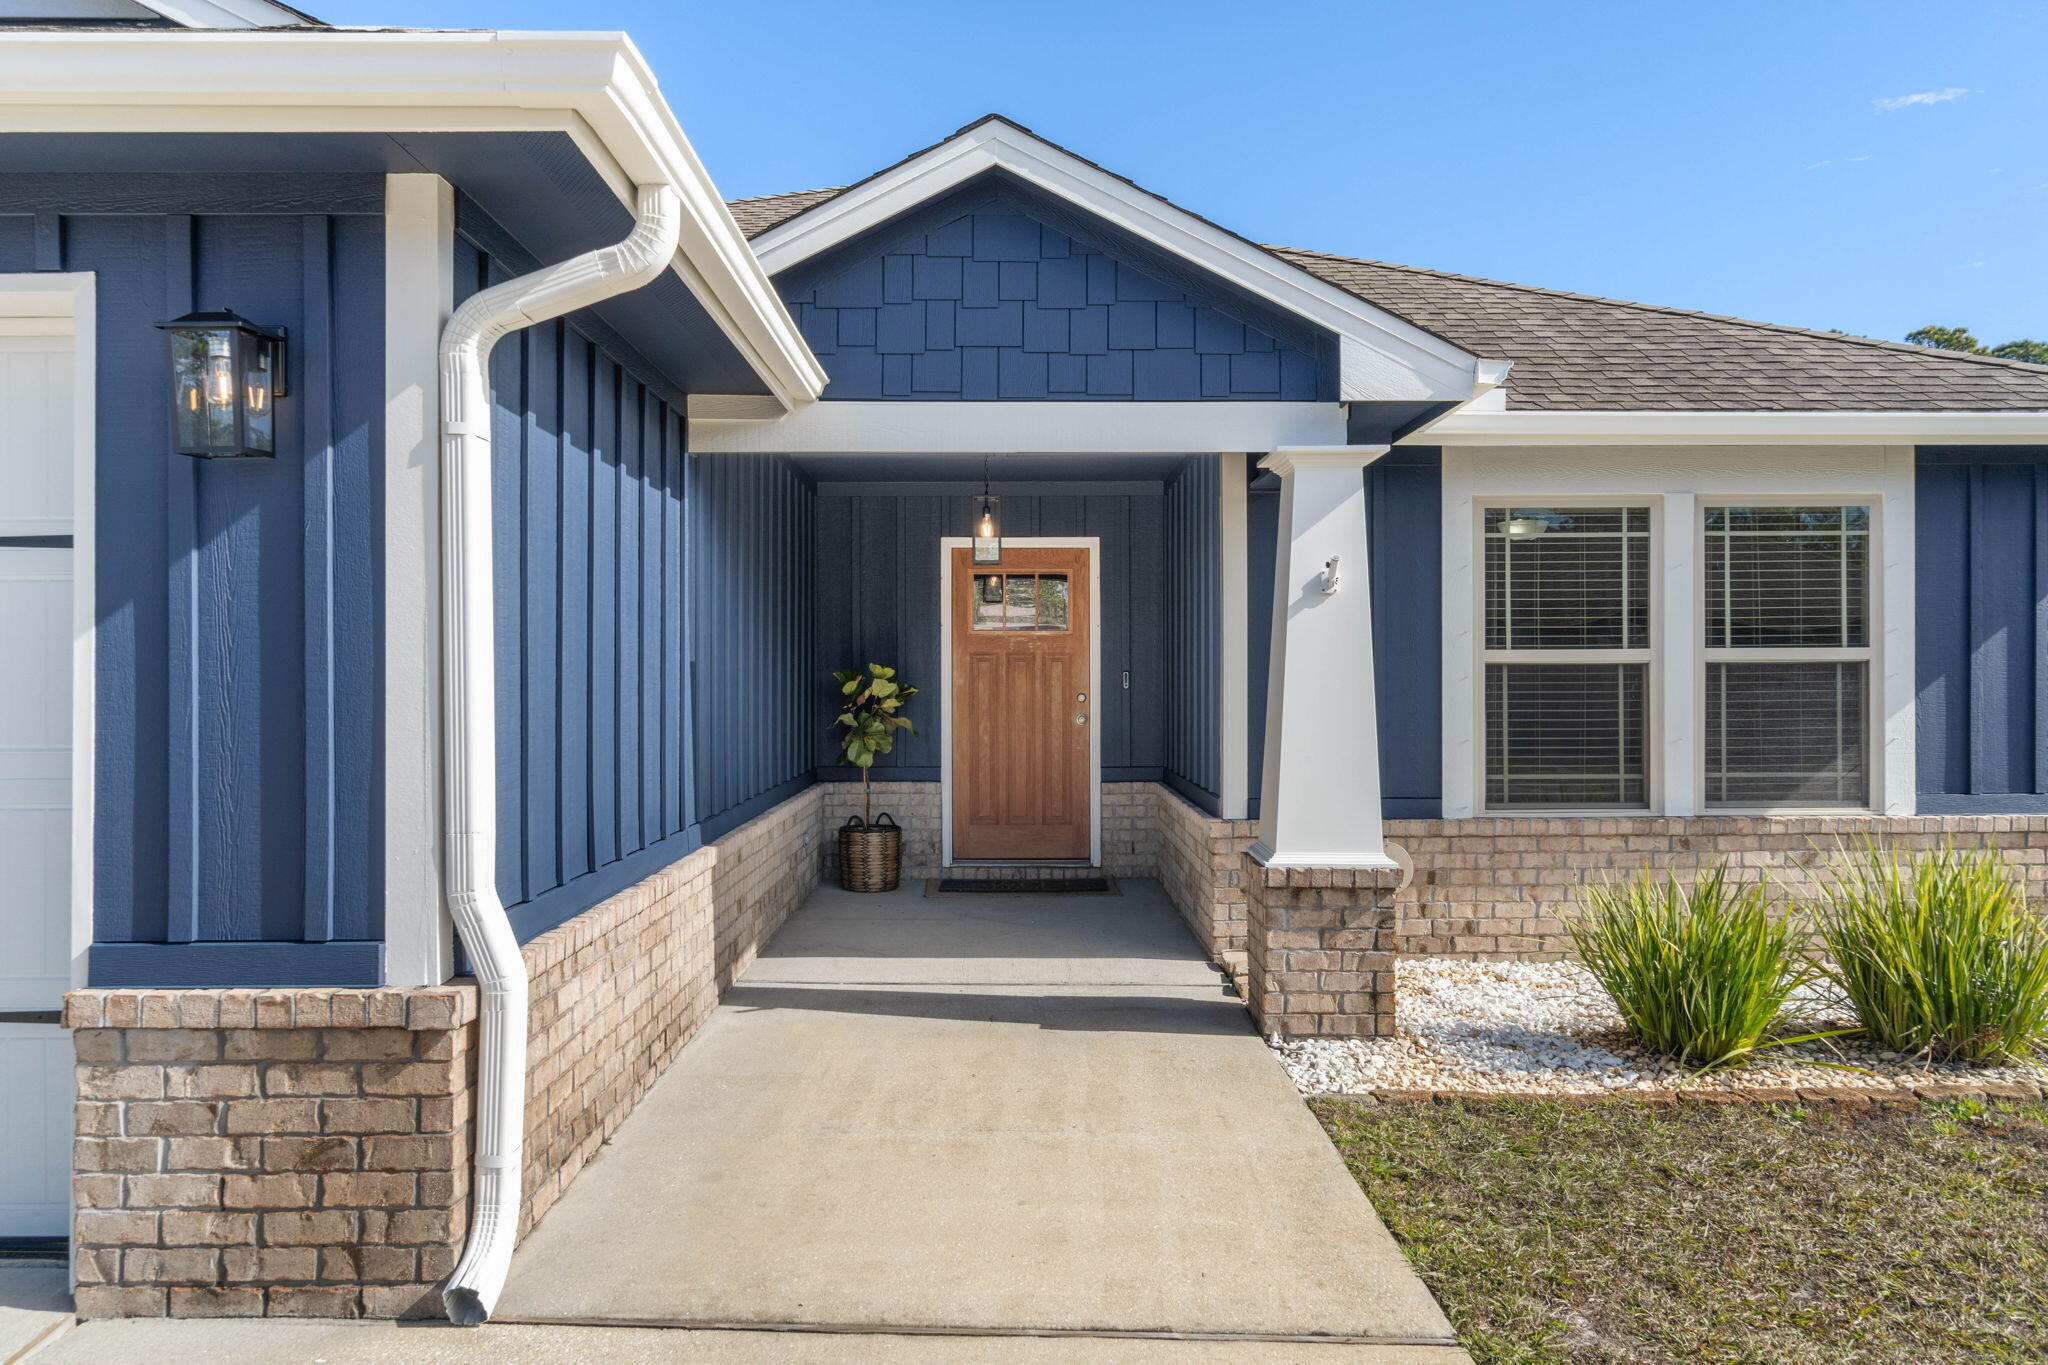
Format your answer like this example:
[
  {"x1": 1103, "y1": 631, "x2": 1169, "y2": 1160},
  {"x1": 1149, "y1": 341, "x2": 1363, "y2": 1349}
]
[
  {"x1": 1480, "y1": 503, "x2": 1655, "y2": 811},
  {"x1": 1700, "y1": 502, "x2": 1874, "y2": 811}
]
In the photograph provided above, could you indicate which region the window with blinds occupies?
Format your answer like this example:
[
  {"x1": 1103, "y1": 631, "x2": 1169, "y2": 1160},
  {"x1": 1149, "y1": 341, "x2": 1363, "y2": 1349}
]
[
  {"x1": 1702, "y1": 505, "x2": 1871, "y2": 808},
  {"x1": 1482, "y1": 506, "x2": 1652, "y2": 809}
]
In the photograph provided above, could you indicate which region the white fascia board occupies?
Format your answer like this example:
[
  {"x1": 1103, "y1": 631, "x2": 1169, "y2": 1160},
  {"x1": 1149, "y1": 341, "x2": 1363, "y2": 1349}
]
[
  {"x1": 1415, "y1": 408, "x2": 2048, "y2": 445},
  {"x1": 0, "y1": 31, "x2": 827, "y2": 412},
  {"x1": 750, "y1": 119, "x2": 1491, "y2": 405},
  {"x1": 689, "y1": 400, "x2": 1347, "y2": 454}
]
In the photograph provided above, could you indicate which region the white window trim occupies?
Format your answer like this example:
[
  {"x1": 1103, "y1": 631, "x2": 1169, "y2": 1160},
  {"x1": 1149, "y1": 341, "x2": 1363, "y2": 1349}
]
[
  {"x1": 1475, "y1": 497, "x2": 1662, "y2": 813},
  {"x1": 937, "y1": 537, "x2": 1102, "y2": 868},
  {"x1": 1441, "y1": 446, "x2": 1916, "y2": 819},
  {"x1": 1695, "y1": 495, "x2": 1880, "y2": 814},
  {"x1": 0, "y1": 274, "x2": 95, "y2": 991}
]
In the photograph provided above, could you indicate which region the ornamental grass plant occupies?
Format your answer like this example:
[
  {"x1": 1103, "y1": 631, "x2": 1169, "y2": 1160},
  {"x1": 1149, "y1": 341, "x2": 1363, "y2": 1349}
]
[
  {"x1": 1813, "y1": 842, "x2": 2048, "y2": 1065},
  {"x1": 1570, "y1": 868, "x2": 1828, "y2": 1072}
]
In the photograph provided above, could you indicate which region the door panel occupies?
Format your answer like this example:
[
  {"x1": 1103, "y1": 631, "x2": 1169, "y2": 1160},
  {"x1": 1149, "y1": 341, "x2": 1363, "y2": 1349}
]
[
  {"x1": 0, "y1": 332, "x2": 76, "y2": 1238},
  {"x1": 950, "y1": 547, "x2": 1092, "y2": 860}
]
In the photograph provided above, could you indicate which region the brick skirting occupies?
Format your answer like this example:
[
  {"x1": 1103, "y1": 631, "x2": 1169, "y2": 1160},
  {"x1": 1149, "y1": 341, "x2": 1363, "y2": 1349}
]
[
  {"x1": 63, "y1": 986, "x2": 477, "y2": 1320},
  {"x1": 1386, "y1": 815, "x2": 2048, "y2": 959},
  {"x1": 66, "y1": 785, "x2": 823, "y2": 1320}
]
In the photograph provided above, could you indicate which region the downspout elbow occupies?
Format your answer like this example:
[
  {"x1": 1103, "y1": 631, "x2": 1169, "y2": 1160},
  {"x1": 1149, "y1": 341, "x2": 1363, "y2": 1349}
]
[{"x1": 436, "y1": 184, "x2": 683, "y2": 1326}]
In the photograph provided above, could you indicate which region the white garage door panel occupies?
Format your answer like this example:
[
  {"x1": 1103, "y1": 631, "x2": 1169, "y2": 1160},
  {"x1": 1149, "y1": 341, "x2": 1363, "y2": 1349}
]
[
  {"x1": 0, "y1": 328, "x2": 76, "y2": 1241},
  {"x1": 0, "y1": 1027, "x2": 73, "y2": 1236}
]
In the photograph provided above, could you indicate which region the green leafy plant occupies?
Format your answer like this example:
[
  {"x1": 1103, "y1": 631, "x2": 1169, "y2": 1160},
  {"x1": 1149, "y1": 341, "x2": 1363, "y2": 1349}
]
[
  {"x1": 1813, "y1": 842, "x2": 2048, "y2": 1065},
  {"x1": 1570, "y1": 868, "x2": 1837, "y2": 1072},
  {"x1": 831, "y1": 663, "x2": 917, "y2": 825}
]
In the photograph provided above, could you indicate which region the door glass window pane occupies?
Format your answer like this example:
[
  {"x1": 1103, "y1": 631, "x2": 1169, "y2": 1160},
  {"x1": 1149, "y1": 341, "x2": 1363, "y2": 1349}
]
[
  {"x1": 1485, "y1": 663, "x2": 1648, "y2": 807},
  {"x1": 972, "y1": 573, "x2": 1071, "y2": 631},
  {"x1": 1704, "y1": 506, "x2": 1868, "y2": 648},
  {"x1": 1706, "y1": 662, "x2": 1867, "y2": 807},
  {"x1": 1035, "y1": 575, "x2": 1069, "y2": 630},
  {"x1": 1484, "y1": 507, "x2": 1650, "y2": 650}
]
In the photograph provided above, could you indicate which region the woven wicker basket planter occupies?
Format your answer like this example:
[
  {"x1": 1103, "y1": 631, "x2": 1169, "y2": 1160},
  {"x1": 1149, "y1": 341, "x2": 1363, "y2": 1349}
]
[{"x1": 837, "y1": 813, "x2": 903, "y2": 893}]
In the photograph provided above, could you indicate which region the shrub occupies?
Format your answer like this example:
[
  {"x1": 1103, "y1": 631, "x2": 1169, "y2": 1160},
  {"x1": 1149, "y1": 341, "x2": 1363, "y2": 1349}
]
[
  {"x1": 1570, "y1": 868, "x2": 1822, "y2": 1071},
  {"x1": 1814, "y1": 843, "x2": 2048, "y2": 1065}
]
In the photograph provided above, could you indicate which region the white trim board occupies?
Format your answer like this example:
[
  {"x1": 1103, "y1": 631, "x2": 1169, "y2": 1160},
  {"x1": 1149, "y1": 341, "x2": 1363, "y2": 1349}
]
[
  {"x1": 381, "y1": 176, "x2": 455, "y2": 989},
  {"x1": 0, "y1": 30, "x2": 826, "y2": 415},
  {"x1": 1418, "y1": 409, "x2": 2048, "y2": 445},
  {"x1": 1439, "y1": 445, "x2": 1913, "y2": 819},
  {"x1": 750, "y1": 117, "x2": 1499, "y2": 404},
  {"x1": 690, "y1": 400, "x2": 1347, "y2": 454},
  {"x1": 938, "y1": 537, "x2": 1103, "y2": 868}
]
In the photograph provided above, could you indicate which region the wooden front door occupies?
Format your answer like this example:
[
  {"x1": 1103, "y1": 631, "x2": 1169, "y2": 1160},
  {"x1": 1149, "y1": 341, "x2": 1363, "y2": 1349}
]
[{"x1": 950, "y1": 546, "x2": 1092, "y2": 860}]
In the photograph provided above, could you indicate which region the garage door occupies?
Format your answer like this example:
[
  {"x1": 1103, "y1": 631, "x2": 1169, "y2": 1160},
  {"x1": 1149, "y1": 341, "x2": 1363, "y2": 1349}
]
[{"x1": 0, "y1": 325, "x2": 78, "y2": 1240}]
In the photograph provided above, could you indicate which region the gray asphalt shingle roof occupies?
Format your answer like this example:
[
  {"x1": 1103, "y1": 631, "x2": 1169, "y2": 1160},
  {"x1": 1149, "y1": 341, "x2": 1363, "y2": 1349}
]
[{"x1": 727, "y1": 186, "x2": 2048, "y2": 413}]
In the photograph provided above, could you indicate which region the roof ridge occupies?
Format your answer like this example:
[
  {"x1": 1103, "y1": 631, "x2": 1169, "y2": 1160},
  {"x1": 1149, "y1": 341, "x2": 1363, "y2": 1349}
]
[
  {"x1": 1267, "y1": 244, "x2": 2048, "y2": 378},
  {"x1": 727, "y1": 186, "x2": 843, "y2": 206}
]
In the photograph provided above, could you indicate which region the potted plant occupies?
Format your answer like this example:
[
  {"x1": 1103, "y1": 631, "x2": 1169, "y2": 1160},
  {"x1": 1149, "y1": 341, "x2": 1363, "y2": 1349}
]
[{"x1": 832, "y1": 663, "x2": 918, "y2": 892}]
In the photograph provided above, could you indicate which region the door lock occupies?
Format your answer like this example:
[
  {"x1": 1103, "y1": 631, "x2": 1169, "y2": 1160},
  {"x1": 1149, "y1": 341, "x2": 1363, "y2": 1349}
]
[{"x1": 1074, "y1": 712, "x2": 1089, "y2": 726}]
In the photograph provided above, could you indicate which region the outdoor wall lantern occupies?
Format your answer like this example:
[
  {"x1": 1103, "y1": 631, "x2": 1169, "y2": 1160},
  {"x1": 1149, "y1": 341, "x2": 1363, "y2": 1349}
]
[
  {"x1": 157, "y1": 309, "x2": 287, "y2": 458},
  {"x1": 972, "y1": 455, "x2": 1002, "y2": 564}
]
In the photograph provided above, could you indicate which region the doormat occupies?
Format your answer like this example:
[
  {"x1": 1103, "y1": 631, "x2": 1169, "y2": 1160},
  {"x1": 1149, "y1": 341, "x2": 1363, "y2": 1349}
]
[
  {"x1": 927, "y1": 876, "x2": 1120, "y2": 896},
  {"x1": 0, "y1": 1237, "x2": 67, "y2": 1263}
]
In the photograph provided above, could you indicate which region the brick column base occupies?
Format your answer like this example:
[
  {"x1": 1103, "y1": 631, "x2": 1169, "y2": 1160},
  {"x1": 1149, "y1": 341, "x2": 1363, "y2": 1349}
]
[
  {"x1": 64, "y1": 986, "x2": 476, "y2": 1320},
  {"x1": 1242, "y1": 857, "x2": 1401, "y2": 1038}
]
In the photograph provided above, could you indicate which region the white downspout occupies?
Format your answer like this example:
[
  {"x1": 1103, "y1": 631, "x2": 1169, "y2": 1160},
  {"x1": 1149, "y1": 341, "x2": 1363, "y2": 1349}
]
[{"x1": 437, "y1": 184, "x2": 682, "y2": 1326}]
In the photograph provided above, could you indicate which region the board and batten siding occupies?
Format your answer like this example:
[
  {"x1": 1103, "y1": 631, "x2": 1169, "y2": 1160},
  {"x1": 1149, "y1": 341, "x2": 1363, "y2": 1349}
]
[
  {"x1": 1163, "y1": 456, "x2": 1221, "y2": 810},
  {"x1": 1916, "y1": 447, "x2": 2048, "y2": 814},
  {"x1": 1245, "y1": 447, "x2": 1443, "y2": 820},
  {"x1": 0, "y1": 175, "x2": 387, "y2": 986},
  {"x1": 461, "y1": 205, "x2": 816, "y2": 945},
  {"x1": 812, "y1": 483, "x2": 1170, "y2": 783}
]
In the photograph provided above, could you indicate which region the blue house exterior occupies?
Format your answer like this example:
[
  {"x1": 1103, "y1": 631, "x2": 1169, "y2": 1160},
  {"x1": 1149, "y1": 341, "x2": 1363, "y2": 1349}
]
[{"x1": 8, "y1": 9, "x2": 2048, "y2": 1324}]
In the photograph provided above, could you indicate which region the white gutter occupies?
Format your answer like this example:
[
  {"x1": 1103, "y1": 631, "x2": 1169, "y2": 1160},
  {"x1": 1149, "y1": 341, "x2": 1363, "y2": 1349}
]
[
  {"x1": 0, "y1": 30, "x2": 828, "y2": 413},
  {"x1": 436, "y1": 183, "x2": 682, "y2": 1326}
]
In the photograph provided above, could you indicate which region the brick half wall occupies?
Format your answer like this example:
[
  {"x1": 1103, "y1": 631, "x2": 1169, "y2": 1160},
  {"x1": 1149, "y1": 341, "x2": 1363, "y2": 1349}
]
[{"x1": 66, "y1": 785, "x2": 825, "y2": 1319}]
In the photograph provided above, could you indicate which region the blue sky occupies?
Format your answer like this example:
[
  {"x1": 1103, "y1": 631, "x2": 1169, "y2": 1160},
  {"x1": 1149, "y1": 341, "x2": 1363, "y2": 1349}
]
[{"x1": 324, "y1": 0, "x2": 2047, "y2": 345}]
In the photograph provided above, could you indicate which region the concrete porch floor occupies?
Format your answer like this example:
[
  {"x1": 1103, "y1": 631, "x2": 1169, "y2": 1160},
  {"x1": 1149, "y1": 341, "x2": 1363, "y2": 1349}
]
[{"x1": 490, "y1": 877, "x2": 1465, "y2": 1357}]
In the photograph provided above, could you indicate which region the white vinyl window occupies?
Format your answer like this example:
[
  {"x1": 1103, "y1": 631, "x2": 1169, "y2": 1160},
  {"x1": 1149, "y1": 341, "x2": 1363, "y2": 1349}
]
[
  {"x1": 1702, "y1": 505, "x2": 1870, "y2": 807},
  {"x1": 1482, "y1": 506, "x2": 1652, "y2": 808}
]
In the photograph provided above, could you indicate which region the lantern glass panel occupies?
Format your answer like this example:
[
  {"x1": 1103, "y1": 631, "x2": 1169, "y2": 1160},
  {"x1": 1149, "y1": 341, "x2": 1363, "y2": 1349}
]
[
  {"x1": 242, "y1": 338, "x2": 276, "y2": 454},
  {"x1": 167, "y1": 328, "x2": 243, "y2": 453},
  {"x1": 971, "y1": 494, "x2": 1001, "y2": 564}
]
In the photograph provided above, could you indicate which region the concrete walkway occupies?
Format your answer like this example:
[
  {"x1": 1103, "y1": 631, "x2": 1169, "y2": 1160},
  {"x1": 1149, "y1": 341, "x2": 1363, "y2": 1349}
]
[
  {"x1": 37, "y1": 879, "x2": 1467, "y2": 1364},
  {"x1": 493, "y1": 878, "x2": 1465, "y2": 1357}
]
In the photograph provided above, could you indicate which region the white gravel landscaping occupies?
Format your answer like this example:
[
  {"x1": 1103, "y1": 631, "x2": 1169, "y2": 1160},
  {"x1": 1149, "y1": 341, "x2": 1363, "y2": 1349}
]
[{"x1": 1270, "y1": 957, "x2": 2048, "y2": 1098}]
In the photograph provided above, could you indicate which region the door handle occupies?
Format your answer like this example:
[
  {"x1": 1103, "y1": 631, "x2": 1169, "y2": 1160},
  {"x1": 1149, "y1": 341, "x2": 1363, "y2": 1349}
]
[{"x1": 1074, "y1": 712, "x2": 1088, "y2": 726}]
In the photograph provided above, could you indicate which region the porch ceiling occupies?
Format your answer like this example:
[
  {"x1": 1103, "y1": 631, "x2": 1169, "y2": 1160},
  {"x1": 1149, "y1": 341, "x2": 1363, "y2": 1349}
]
[{"x1": 787, "y1": 452, "x2": 1195, "y2": 483}]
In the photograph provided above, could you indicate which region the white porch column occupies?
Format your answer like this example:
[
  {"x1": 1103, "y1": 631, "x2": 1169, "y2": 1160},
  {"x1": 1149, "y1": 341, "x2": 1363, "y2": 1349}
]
[{"x1": 1252, "y1": 446, "x2": 1396, "y2": 869}]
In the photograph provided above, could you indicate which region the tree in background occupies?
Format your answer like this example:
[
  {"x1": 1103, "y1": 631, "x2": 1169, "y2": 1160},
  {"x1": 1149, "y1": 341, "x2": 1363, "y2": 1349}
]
[{"x1": 1906, "y1": 325, "x2": 2048, "y2": 365}]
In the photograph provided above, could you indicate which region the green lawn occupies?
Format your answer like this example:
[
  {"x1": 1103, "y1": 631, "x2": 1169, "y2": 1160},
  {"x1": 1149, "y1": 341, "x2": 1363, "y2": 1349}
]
[{"x1": 1315, "y1": 1096, "x2": 2048, "y2": 1365}]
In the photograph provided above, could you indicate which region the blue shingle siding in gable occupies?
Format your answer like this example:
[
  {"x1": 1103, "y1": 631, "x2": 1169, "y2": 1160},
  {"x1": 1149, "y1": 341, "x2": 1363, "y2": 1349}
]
[
  {"x1": 459, "y1": 208, "x2": 817, "y2": 945},
  {"x1": 1163, "y1": 457, "x2": 1222, "y2": 811},
  {"x1": 776, "y1": 177, "x2": 1333, "y2": 402},
  {"x1": 811, "y1": 484, "x2": 1167, "y2": 782},
  {"x1": 1916, "y1": 447, "x2": 2048, "y2": 813},
  {"x1": 0, "y1": 177, "x2": 387, "y2": 987}
]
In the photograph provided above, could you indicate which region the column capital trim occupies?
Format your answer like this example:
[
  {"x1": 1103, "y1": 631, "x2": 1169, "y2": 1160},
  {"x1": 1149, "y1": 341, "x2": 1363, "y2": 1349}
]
[{"x1": 1260, "y1": 445, "x2": 1392, "y2": 477}]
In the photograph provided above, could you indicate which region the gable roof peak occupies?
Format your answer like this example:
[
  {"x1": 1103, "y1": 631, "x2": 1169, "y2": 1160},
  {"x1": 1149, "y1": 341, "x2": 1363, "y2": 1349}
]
[{"x1": 743, "y1": 114, "x2": 1494, "y2": 404}]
